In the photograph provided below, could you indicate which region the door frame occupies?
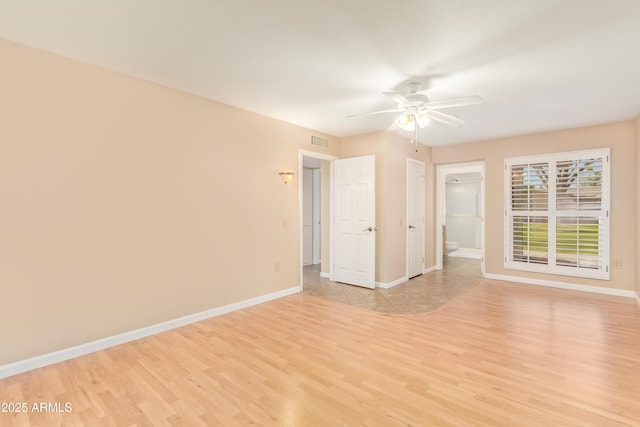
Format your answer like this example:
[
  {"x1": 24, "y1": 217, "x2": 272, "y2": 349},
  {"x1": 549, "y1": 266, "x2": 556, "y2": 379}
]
[
  {"x1": 312, "y1": 168, "x2": 321, "y2": 265},
  {"x1": 302, "y1": 167, "x2": 314, "y2": 267},
  {"x1": 406, "y1": 158, "x2": 426, "y2": 279},
  {"x1": 299, "y1": 150, "x2": 338, "y2": 291},
  {"x1": 436, "y1": 161, "x2": 485, "y2": 274}
]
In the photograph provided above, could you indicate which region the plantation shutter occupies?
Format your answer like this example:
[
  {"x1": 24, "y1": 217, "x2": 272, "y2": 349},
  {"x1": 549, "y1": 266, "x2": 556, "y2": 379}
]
[{"x1": 505, "y1": 149, "x2": 610, "y2": 280}]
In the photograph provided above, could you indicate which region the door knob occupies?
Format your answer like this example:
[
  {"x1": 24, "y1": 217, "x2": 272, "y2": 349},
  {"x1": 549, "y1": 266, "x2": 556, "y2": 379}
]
[
  {"x1": 362, "y1": 227, "x2": 378, "y2": 232},
  {"x1": 409, "y1": 225, "x2": 416, "y2": 229}
]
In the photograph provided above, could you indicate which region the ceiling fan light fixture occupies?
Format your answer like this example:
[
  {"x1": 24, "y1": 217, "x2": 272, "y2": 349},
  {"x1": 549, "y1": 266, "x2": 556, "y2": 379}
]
[
  {"x1": 416, "y1": 112, "x2": 431, "y2": 128},
  {"x1": 395, "y1": 112, "x2": 415, "y2": 131},
  {"x1": 348, "y1": 82, "x2": 481, "y2": 131},
  {"x1": 396, "y1": 111, "x2": 430, "y2": 131}
]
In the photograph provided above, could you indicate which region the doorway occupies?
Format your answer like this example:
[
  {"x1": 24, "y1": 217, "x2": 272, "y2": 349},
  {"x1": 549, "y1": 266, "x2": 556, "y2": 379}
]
[
  {"x1": 436, "y1": 162, "x2": 485, "y2": 274},
  {"x1": 299, "y1": 150, "x2": 337, "y2": 290},
  {"x1": 302, "y1": 164, "x2": 321, "y2": 267}
]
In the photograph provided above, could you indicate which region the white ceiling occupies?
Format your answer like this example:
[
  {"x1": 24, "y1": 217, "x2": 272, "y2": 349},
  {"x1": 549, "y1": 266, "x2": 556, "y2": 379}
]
[{"x1": 1, "y1": 0, "x2": 639, "y2": 146}]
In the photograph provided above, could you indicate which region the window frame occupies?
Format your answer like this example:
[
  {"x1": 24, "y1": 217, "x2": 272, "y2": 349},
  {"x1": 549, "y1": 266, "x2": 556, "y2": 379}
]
[{"x1": 504, "y1": 148, "x2": 610, "y2": 280}]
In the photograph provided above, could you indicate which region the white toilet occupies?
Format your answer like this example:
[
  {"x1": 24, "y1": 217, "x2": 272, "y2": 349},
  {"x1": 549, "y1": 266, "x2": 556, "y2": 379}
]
[{"x1": 445, "y1": 241, "x2": 459, "y2": 255}]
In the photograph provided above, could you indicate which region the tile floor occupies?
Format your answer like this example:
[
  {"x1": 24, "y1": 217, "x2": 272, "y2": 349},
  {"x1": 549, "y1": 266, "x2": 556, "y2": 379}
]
[{"x1": 303, "y1": 257, "x2": 482, "y2": 314}]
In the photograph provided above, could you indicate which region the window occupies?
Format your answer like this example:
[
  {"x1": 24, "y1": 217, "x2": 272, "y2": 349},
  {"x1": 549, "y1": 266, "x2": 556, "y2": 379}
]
[{"x1": 504, "y1": 149, "x2": 610, "y2": 280}]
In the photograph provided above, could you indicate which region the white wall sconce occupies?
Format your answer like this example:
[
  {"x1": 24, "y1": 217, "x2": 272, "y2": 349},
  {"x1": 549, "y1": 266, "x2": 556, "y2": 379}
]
[{"x1": 279, "y1": 172, "x2": 294, "y2": 184}]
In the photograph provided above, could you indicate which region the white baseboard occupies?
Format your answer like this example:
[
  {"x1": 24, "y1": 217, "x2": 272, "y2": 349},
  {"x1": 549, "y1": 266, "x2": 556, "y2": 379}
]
[
  {"x1": 635, "y1": 293, "x2": 640, "y2": 309},
  {"x1": 320, "y1": 272, "x2": 331, "y2": 279},
  {"x1": 376, "y1": 266, "x2": 438, "y2": 289},
  {"x1": 376, "y1": 276, "x2": 407, "y2": 289},
  {"x1": 449, "y1": 252, "x2": 483, "y2": 260},
  {"x1": 0, "y1": 286, "x2": 299, "y2": 380},
  {"x1": 484, "y1": 273, "x2": 637, "y2": 298}
]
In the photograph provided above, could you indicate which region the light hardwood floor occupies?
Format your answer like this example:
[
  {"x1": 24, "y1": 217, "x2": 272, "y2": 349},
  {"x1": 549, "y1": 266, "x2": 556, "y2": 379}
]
[{"x1": 1, "y1": 279, "x2": 639, "y2": 426}]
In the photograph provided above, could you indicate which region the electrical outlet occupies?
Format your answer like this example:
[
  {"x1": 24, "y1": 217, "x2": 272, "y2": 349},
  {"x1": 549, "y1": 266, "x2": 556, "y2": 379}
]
[
  {"x1": 614, "y1": 259, "x2": 623, "y2": 270},
  {"x1": 274, "y1": 262, "x2": 281, "y2": 272}
]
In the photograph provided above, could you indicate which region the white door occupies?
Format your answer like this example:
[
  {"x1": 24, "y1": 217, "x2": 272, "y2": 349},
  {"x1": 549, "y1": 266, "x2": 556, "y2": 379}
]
[
  {"x1": 333, "y1": 155, "x2": 376, "y2": 288},
  {"x1": 407, "y1": 159, "x2": 425, "y2": 278}
]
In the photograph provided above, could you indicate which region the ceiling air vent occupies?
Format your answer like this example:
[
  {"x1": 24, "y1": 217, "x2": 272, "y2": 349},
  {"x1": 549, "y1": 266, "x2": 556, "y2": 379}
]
[{"x1": 310, "y1": 135, "x2": 328, "y2": 149}]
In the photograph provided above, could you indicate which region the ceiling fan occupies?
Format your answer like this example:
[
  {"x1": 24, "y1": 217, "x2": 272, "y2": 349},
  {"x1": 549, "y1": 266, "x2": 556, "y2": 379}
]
[{"x1": 347, "y1": 81, "x2": 482, "y2": 131}]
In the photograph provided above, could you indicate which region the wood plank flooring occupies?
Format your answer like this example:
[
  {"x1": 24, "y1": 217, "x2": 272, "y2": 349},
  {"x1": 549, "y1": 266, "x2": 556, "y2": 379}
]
[{"x1": 1, "y1": 278, "x2": 639, "y2": 426}]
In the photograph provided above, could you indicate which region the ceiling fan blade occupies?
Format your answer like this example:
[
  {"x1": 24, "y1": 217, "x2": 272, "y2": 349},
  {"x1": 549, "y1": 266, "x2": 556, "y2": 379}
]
[
  {"x1": 383, "y1": 91, "x2": 410, "y2": 106},
  {"x1": 422, "y1": 96, "x2": 482, "y2": 110},
  {"x1": 345, "y1": 108, "x2": 404, "y2": 118},
  {"x1": 425, "y1": 110, "x2": 465, "y2": 127}
]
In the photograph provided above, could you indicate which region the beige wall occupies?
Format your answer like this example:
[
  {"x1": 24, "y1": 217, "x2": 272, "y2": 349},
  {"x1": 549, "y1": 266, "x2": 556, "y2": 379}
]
[
  {"x1": 424, "y1": 147, "x2": 437, "y2": 269},
  {"x1": 432, "y1": 121, "x2": 637, "y2": 291},
  {"x1": 0, "y1": 38, "x2": 339, "y2": 366},
  {"x1": 340, "y1": 132, "x2": 388, "y2": 282},
  {"x1": 340, "y1": 132, "x2": 433, "y2": 284},
  {"x1": 386, "y1": 133, "x2": 434, "y2": 280}
]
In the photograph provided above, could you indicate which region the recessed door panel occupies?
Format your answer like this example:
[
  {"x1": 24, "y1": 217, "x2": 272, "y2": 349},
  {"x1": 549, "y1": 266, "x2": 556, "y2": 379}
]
[{"x1": 333, "y1": 155, "x2": 376, "y2": 288}]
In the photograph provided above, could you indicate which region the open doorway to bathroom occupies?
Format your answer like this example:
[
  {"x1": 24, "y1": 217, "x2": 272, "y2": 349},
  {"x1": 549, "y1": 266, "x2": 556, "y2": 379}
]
[{"x1": 436, "y1": 162, "x2": 485, "y2": 274}]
